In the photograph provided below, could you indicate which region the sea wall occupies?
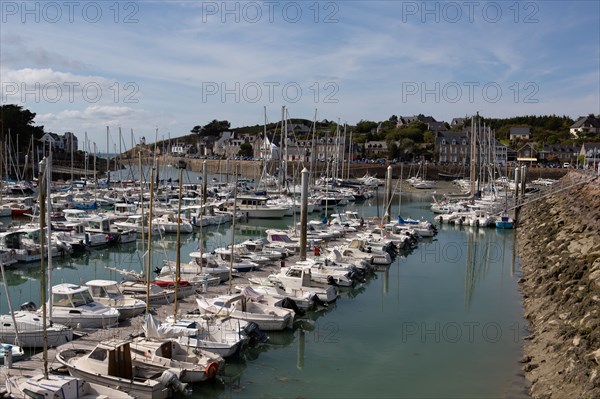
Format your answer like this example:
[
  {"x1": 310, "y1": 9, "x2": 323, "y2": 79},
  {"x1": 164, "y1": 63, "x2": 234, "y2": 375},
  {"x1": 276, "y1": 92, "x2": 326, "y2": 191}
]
[
  {"x1": 137, "y1": 156, "x2": 569, "y2": 181},
  {"x1": 517, "y1": 171, "x2": 600, "y2": 398}
]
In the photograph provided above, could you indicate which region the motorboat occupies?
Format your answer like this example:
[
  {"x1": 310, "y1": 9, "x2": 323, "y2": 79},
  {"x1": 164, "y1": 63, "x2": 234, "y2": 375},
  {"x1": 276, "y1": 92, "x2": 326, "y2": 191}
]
[
  {"x1": 134, "y1": 314, "x2": 225, "y2": 382},
  {"x1": 86, "y1": 279, "x2": 146, "y2": 320},
  {"x1": 56, "y1": 339, "x2": 191, "y2": 399},
  {"x1": 114, "y1": 215, "x2": 165, "y2": 235},
  {"x1": 197, "y1": 295, "x2": 294, "y2": 331},
  {"x1": 119, "y1": 281, "x2": 176, "y2": 306},
  {"x1": 162, "y1": 315, "x2": 250, "y2": 358},
  {"x1": 267, "y1": 265, "x2": 338, "y2": 303},
  {"x1": 49, "y1": 283, "x2": 121, "y2": 329},
  {"x1": 6, "y1": 373, "x2": 136, "y2": 399},
  {"x1": 152, "y1": 213, "x2": 194, "y2": 234}
]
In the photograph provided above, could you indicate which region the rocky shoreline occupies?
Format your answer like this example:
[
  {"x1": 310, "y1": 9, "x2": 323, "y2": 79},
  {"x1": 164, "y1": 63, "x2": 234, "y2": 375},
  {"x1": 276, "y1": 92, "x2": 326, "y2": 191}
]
[{"x1": 518, "y1": 171, "x2": 600, "y2": 398}]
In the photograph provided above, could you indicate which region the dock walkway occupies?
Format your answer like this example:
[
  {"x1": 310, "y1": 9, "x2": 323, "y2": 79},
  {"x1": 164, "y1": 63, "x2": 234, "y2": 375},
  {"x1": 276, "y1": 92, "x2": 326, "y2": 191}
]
[{"x1": 0, "y1": 261, "x2": 284, "y2": 391}]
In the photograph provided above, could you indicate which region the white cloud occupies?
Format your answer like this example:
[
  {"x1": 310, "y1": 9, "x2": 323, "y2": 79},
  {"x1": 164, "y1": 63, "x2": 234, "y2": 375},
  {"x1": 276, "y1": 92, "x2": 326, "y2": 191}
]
[{"x1": 0, "y1": 1, "x2": 597, "y2": 144}]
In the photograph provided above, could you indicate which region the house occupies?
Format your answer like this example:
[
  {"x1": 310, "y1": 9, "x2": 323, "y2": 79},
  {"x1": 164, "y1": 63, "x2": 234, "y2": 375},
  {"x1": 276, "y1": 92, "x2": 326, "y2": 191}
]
[
  {"x1": 434, "y1": 131, "x2": 470, "y2": 164},
  {"x1": 254, "y1": 134, "x2": 280, "y2": 160},
  {"x1": 579, "y1": 143, "x2": 600, "y2": 167},
  {"x1": 170, "y1": 142, "x2": 191, "y2": 155},
  {"x1": 63, "y1": 132, "x2": 78, "y2": 152},
  {"x1": 495, "y1": 143, "x2": 508, "y2": 166},
  {"x1": 509, "y1": 127, "x2": 531, "y2": 141},
  {"x1": 570, "y1": 116, "x2": 600, "y2": 137},
  {"x1": 196, "y1": 136, "x2": 217, "y2": 156},
  {"x1": 427, "y1": 121, "x2": 448, "y2": 132},
  {"x1": 314, "y1": 136, "x2": 345, "y2": 161},
  {"x1": 212, "y1": 131, "x2": 235, "y2": 156},
  {"x1": 40, "y1": 133, "x2": 68, "y2": 151},
  {"x1": 538, "y1": 144, "x2": 578, "y2": 164},
  {"x1": 285, "y1": 123, "x2": 311, "y2": 135},
  {"x1": 363, "y1": 141, "x2": 388, "y2": 158},
  {"x1": 397, "y1": 115, "x2": 447, "y2": 132},
  {"x1": 516, "y1": 143, "x2": 538, "y2": 162},
  {"x1": 451, "y1": 117, "x2": 467, "y2": 127},
  {"x1": 221, "y1": 134, "x2": 258, "y2": 158}
]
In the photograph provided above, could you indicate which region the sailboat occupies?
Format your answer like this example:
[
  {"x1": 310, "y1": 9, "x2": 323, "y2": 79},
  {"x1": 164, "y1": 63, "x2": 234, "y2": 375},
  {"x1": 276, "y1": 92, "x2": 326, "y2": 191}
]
[{"x1": 5, "y1": 156, "x2": 133, "y2": 399}]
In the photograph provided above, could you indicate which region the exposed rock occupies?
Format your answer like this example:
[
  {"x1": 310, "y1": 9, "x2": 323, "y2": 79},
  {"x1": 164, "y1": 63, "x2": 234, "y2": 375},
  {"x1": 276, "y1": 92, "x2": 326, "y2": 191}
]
[{"x1": 519, "y1": 173, "x2": 600, "y2": 399}]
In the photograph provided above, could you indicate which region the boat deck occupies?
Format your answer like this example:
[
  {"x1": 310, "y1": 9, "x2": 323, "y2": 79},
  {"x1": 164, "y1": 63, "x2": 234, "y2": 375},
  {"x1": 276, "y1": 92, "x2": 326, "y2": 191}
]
[{"x1": 0, "y1": 262, "x2": 285, "y2": 391}]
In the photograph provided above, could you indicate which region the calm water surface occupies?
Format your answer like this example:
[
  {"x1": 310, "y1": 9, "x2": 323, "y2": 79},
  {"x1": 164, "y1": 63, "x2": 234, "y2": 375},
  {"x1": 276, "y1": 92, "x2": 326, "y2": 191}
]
[{"x1": 0, "y1": 188, "x2": 529, "y2": 398}]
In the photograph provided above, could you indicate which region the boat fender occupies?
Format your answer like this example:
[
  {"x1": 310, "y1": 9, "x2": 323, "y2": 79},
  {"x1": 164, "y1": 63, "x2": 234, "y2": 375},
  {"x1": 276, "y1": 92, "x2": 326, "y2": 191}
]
[
  {"x1": 205, "y1": 362, "x2": 219, "y2": 379},
  {"x1": 9, "y1": 249, "x2": 16, "y2": 256}
]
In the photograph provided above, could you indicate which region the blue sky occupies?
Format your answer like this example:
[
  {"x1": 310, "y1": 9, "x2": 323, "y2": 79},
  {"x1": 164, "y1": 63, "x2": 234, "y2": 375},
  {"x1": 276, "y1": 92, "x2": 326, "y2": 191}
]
[{"x1": 1, "y1": 1, "x2": 599, "y2": 151}]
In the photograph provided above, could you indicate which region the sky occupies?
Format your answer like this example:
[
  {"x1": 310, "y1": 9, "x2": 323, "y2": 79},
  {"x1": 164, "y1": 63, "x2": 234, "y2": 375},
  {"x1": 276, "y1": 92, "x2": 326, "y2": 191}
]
[{"x1": 1, "y1": 1, "x2": 599, "y2": 151}]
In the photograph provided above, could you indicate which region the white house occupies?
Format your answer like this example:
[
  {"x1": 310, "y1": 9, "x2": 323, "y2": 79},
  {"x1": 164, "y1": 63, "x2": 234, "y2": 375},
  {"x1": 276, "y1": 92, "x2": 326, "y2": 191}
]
[
  {"x1": 570, "y1": 116, "x2": 600, "y2": 138},
  {"x1": 509, "y1": 127, "x2": 531, "y2": 141},
  {"x1": 40, "y1": 133, "x2": 65, "y2": 150}
]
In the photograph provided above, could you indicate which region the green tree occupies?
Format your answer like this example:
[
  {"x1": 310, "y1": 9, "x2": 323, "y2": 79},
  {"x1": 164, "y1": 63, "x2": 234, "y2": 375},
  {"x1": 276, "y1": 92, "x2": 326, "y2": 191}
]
[
  {"x1": 388, "y1": 142, "x2": 400, "y2": 159},
  {"x1": 193, "y1": 120, "x2": 231, "y2": 136},
  {"x1": 355, "y1": 120, "x2": 378, "y2": 134},
  {"x1": 423, "y1": 131, "x2": 435, "y2": 144},
  {"x1": 238, "y1": 143, "x2": 253, "y2": 157},
  {"x1": 0, "y1": 104, "x2": 45, "y2": 153}
]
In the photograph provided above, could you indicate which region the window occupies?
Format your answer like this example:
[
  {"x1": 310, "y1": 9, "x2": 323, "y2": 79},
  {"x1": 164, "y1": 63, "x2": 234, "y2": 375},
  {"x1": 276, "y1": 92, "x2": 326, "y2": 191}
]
[{"x1": 89, "y1": 347, "x2": 108, "y2": 361}]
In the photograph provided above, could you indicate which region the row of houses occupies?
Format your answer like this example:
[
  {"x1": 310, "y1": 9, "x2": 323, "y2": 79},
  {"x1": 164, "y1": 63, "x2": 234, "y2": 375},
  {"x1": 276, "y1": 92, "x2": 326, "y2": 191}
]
[
  {"x1": 40, "y1": 132, "x2": 78, "y2": 152},
  {"x1": 435, "y1": 128, "x2": 600, "y2": 167}
]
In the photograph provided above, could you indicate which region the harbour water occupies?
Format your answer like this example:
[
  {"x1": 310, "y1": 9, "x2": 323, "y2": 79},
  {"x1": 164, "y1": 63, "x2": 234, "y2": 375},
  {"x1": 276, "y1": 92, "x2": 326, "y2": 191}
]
[{"x1": 0, "y1": 187, "x2": 529, "y2": 398}]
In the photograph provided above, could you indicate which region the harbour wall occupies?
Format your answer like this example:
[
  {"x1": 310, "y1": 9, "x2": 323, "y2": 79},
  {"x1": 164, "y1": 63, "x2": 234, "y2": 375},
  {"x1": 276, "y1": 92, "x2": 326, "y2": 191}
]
[
  {"x1": 123, "y1": 156, "x2": 569, "y2": 181},
  {"x1": 517, "y1": 171, "x2": 600, "y2": 398}
]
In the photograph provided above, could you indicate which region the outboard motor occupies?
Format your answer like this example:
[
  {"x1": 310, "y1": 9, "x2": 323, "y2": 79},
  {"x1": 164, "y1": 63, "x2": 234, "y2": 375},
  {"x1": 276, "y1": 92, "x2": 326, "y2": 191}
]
[
  {"x1": 309, "y1": 293, "x2": 327, "y2": 308},
  {"x1": 327, "y1": 275, "x2": 339, "y2": 287},
  {"x1": 280, "y1": 297, "x2": 304, "y2": 316},
  {"x1": 243, "y1": 321, "x2": 269, "y2": 344},
  {"x1": 157, "y1": 369, "x2": 191, "y2": 396},
  {"x1": 349, "y1": 268, "x2": 367, "y2": 284},
  {"x1": 20, "y1": 301, "x2": 37, "y2": 311}
]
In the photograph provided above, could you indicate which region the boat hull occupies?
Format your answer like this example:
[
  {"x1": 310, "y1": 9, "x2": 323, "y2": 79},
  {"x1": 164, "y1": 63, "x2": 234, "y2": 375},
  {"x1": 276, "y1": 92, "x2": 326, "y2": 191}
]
[{"x1": 57, "y1": 350, "x2": 172, "y2": 399}]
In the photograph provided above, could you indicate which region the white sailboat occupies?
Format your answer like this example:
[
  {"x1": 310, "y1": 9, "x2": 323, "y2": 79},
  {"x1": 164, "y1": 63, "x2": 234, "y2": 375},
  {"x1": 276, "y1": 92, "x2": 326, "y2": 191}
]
[{"x1": 5, "y1": 156, "x2": 132, "y2": 399}]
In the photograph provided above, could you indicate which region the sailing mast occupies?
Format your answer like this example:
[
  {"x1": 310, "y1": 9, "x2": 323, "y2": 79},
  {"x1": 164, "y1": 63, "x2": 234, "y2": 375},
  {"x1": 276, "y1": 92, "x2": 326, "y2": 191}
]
[
  {"x1": 173, "y1": 160, "x2": 185, "y2": 322},
  {"x1": 38, "y1": 157, "x2": 49, "y2": 378},
  {"x1": 139, "y1": 154, "x2": 146, "y2": 285},
  {"x1": 309, "y1": 108, "x2": 317, "y2": 186},
  {"x1": 46, "y1": 149, "x2": 54, "y2": 322},
  {"x1": 228, "y1": 168, "x2": 238, "y2": 295},
  {"x1": 470, "y1": 115, "x2": 477, "y2": 198},
  {"x1": 70, "y1": 132, "x2": 74, "y2": 183},
  {"x1": 146, "y1": 167, "x2": 155, "y2": 311},
  {"x1": 106, "y1": 126, "x2": 110, "y2": 177}
]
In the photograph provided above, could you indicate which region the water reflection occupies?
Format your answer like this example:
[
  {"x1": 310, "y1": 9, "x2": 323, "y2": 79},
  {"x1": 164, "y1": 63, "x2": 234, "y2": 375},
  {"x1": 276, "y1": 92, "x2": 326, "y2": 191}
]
[{"x1": 0, "y1": 192, "x2": 527, "y2": 398}]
